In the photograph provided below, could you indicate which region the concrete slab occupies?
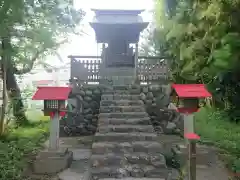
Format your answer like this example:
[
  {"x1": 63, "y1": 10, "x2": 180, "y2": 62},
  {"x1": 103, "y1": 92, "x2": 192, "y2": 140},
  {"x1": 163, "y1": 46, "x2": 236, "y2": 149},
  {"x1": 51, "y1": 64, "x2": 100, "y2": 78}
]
[
  {"x1": 196, "y1": 164, "x2": 229, "y2": 180},
  {"x1": 58, "y1": 168, "x2": 85, "y2": 180},
  {"x1": 33, "y1": 150, "x2": 73, "y2": 174},
  {"x1": 56, "y1": 137, "x2": 92, "y2": 180},
  {"x1": 70, "y1": 161, "x2": 89, "y2": 173},
  {"x1": 69, "y1": 148, "x2": 91, "y2": 161},
  {"x1": 58, "y1": 160, "x2": 90, "y2": 180}
]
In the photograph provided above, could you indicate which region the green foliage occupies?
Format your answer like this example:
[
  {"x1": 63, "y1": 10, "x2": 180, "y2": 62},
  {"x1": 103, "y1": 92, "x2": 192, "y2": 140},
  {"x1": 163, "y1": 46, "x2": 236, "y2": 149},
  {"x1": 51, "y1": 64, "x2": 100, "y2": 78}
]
[
  {"x1": 232, "y1": 159, "x2": 240, "y2": 174},
  {"x1": 206, "y1": 71, "x2": 240, "y2": 122},
  {"x1": 3, "y1": 0, "x2": 86, "y2": 74},
  {"x1": 195, "y1": 107, "x2": 240, "y2": 172},
  {"x1": 139, "y1": 24, "x2": 164, "y2": 56},
  {"x1": 150, "y1": 0, "x2": 240, "y2": 120},
  {"x1": 153, "y1": 0, "x2": 240, "y2": 82},
  {"x1": 0, "y1": 0, "x2": 85, "y2": 126},
  {"x1": 0, "y1": 120, "x2": 49, "y2": 180},
  {"x1": 150, "y1": 0, "x2": 240, "y2": 174}
]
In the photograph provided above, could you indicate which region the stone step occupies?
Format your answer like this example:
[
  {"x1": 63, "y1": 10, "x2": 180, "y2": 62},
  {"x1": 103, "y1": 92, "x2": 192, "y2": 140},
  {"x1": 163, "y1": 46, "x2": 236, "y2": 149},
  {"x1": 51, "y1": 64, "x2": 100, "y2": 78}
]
[
  {"x1": 98, "y1": 178, "x2": 165, "y2": 180},
  {"x1": 101, "y1": 94, "x2": 140, "y2": 101},
  {"x1": 98, "y1": 125, "x2": 154, "y2": 133},
  {"x1": 100, "y1": 100, "x2": 144, "y2": 106},
  {"x1": 99, "y1": 112, "x2": 148, "y2": 119},
  {"x1": 94, "y1": 132, "x2": 158, "y2": 142},
  {"x1": 91, "y1": 164, "x2": 170, "y2": 179},
  {"x1": 102, "y1": 86, "x2": 141, "y2": 94},
  {"x1": 92, "y1": 141, "x2": 163, "y2": 155},
  {"x1": 112, "y1": 85, "x2": 138, "y2": 90},
  {"x1": 90, "y1": 153, "x2": 167, "y2": 168},
  {"x1": 98, "y1": 117, "x2": 151, "y2": 126},
  {"x1": 100, "y1": 106, "x2": 145, "y2": 113},
  {"x1": 103, "y1": 90, "x2": 141, "y2": 95}
]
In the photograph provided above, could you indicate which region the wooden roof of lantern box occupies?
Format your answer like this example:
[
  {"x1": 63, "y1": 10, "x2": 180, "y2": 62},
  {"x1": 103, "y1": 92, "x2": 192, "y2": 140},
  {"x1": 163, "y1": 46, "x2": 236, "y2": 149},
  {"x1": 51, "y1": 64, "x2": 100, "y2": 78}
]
[
  {"x1": 171, "y1": 84, "x2": 212, "y2": 113},
  {"x1": 32, "y1": 86, "x2": 71, "y2": 100},
  {"x1": 32, "y1": 86, "x2": 71, "y2": 117}
]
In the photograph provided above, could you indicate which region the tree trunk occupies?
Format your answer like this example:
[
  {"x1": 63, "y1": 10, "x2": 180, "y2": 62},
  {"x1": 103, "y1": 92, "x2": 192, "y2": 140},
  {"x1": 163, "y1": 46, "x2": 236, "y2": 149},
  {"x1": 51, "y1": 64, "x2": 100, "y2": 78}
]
[
  {"x1": 0, "y1": 72, "x2": 4, "y2": 135},
  {"x1": 0, "y1": 38, "x2": 8, "y2": 134},
  {"x1": 6, "y1": 63, "x2": 28, "y2": 126}
]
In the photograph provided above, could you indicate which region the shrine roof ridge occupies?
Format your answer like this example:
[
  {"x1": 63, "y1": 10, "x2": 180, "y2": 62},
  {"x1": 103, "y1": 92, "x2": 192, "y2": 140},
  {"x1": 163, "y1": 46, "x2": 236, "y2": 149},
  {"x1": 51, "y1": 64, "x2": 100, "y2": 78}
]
[
  {"x1": 89, "y1": 22, "x2": 149, "y2": 26},
  {"x1": 91, "y1": 9, "x2": 145, "y2": 15}
]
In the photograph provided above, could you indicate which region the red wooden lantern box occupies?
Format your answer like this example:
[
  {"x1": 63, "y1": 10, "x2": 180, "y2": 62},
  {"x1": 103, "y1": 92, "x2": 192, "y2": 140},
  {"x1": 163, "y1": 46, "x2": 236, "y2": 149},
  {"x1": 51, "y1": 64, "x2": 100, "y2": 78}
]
[
  {"x1": 171, "y1": 84, "x2": 211, "y2": 113},
  {"x1": 32, "y1": 86, "x2": 71, "y2": 116}
]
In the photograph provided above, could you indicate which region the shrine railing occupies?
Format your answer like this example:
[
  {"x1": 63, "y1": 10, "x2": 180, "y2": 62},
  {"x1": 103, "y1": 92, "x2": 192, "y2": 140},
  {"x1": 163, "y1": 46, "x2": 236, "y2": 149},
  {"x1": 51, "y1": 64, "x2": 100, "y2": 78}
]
[
  {"x1": 69, "y1": 55, "x2": 169, "y2": 84},
  {"x1": 137, "y1": 56, "x2": 168, "y2": 84},
  {"x1": 69, "y1": 55, "x2": 102, "y2": 83}
]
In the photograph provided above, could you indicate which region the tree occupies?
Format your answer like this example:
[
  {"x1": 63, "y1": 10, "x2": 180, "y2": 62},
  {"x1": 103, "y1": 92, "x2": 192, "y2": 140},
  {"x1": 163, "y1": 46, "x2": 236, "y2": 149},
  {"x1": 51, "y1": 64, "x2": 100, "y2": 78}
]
[
  {"x1": 151, "y1": 0, "x2": 240, "y2": 119},
  {"x1": 153, "y1": 0, "x2": 240, "y2": 82},
  {"x1": 0, "y1": 0, "x2": 85, "y2": 128},
  {"x1": 140, "y1": 23, "x2": 159, "y2": 56}
]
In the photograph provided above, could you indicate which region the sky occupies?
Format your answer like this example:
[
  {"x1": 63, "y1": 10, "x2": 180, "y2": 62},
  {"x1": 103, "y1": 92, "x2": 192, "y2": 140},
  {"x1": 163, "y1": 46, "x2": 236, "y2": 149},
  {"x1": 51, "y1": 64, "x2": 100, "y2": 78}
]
[
  {"x1": 52, "y1": 0, "x2": 154, "y2": 63},
  {"x1": 21, "y1": 0, "x2": 154, "y2": 86}
]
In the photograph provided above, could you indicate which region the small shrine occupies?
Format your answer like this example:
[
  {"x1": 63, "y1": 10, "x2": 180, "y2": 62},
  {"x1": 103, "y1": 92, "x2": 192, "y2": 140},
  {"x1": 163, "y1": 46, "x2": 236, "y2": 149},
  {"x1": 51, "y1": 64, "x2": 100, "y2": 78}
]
[
  {"x1": 171, "y1": 84, "x2": 212, "y2": 180},
  {"x1": 90, "y1": 9, "x2": 149, "y2": 85}
]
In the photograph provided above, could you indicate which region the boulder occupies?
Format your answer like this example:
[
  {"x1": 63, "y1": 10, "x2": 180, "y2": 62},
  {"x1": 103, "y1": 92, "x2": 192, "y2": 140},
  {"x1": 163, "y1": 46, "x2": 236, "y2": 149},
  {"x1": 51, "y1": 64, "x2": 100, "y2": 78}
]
[
  {"x1": 86, "y1": 90, "x2": 93, "y2": 96},
  {"x1": 146, "y1": 92, "x2": 154, "y2": 99},
  {"x1": 142, "y1": 86, "x2": 149, "y2": 93},
  {"x1": 84, "y1": 96, "x2": 92, "y2": 102},
  {"x1": 140, "y1": 92, "x2": 146, "y2": 101}
]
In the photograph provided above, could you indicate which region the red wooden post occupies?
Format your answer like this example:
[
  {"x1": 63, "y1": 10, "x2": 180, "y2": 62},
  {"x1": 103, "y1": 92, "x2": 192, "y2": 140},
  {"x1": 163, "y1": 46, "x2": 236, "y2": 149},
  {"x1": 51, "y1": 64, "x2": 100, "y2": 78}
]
[
  {"x1": 185, "y1": 133, "x2": 200, "y2": 180},
  {"x1": 32, "y1": 86, "x2": 71, "y2": 150},
  {"x1": 171, "y1": 84, "x2": 211, "y2": 180}
]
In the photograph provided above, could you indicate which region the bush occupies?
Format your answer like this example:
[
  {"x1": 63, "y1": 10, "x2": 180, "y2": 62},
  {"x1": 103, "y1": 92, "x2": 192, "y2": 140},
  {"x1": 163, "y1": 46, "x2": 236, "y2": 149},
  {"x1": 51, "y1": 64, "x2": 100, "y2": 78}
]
[
  {"x1": 195, "y1": 107, "x2": 240, "y2": 173},
  {"x1": 0, "y1": 121, "x2": 49, "y2": 180}
]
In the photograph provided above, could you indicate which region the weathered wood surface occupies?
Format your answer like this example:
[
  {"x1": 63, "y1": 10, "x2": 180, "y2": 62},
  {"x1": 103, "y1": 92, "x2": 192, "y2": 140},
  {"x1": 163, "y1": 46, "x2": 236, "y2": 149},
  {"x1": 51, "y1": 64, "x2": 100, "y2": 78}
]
[{"x1": 69, "y1": 56, "x2": 168, "y2": 84}]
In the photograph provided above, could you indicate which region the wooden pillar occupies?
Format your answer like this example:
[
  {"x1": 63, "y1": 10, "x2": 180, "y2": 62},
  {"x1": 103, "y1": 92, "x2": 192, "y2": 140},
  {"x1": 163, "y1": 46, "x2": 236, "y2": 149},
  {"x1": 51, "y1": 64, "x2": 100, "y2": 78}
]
[
  {"x1": 134, "y1": 43, "x2": 139, "y2": 83},
  {"x1": 184, "y1": 113, "x2": 195, "y2": 142},
  {"x1": 188, "y1": 140, "x2": 197, "y2": 180},
  {"x1": 101, "y1": 43, "x2": 107, "y2": 84},
  {"x1": 102, "y1": 43, "x2": 106, "y2": 65},
  {"x1": 184, "y1": 114, "x2": 197, "y2": 180},
  {"x1": 49, "y1": 112, "x2": 60, "y2": 150},
  {"x1": 48, "y1": 70, "x2": 61, "y2": 151}
]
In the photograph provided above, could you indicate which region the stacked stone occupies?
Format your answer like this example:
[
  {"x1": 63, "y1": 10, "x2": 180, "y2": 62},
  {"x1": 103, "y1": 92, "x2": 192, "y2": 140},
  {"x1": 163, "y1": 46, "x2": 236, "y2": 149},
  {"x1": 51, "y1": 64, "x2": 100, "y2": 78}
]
[
  {"x1": 59, "y1": 85, "x2": 102, "y2": 136},
  {"x1": 139, "y1": 85, "x2": 184, "y2": 136},
  {"x1": 90, "y1": 85, "x2": 176, "y2": 180}
]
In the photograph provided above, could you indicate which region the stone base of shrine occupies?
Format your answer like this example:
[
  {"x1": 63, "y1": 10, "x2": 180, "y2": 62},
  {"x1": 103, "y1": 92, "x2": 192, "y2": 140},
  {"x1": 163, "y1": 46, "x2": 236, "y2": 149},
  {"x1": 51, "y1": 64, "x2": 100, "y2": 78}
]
[{"x1": 33, "y1": 148, "x2": 73, "y2": 174}]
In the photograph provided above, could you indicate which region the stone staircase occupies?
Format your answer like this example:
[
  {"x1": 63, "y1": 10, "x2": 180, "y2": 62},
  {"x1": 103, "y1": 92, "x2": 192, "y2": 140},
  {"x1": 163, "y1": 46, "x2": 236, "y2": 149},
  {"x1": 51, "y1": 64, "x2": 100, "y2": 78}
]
[{"x1": 90, "y1": 86, "x2": 175, "y2": 180}]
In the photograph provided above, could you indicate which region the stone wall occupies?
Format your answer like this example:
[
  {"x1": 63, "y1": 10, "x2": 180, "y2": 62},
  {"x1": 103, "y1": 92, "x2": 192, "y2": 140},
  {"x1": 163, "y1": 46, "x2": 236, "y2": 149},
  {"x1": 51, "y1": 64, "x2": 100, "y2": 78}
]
[
  {"x1": 139, "y1": 84, "x2": 184, "y2": 136},
  {"x1": 60, "y1": 85, "x2": 103, "y2": 137},
  {"x1": 138, "y1": 84, "x2": 185, "y2": 170},
  {"x1": 59, "y1": 83, "x2": 184, "y2": 137}
]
